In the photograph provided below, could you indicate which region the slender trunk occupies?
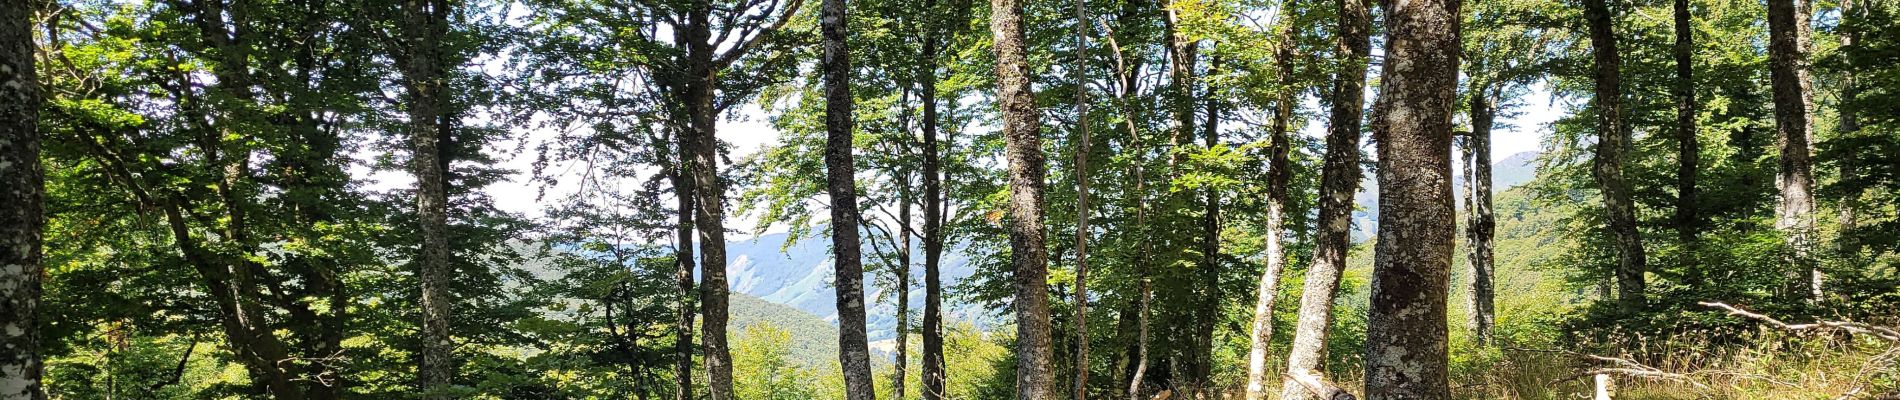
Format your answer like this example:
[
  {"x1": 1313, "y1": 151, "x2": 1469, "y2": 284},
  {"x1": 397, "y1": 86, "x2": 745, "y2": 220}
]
[
  {"x1": 1467, "y1": 88, "x2": 1496, "y2": 346},
  {"x1": 1163, "y1": 3, "x2": 1211, "y2": 393},
  {"x1": 895, "y1": 184, "x2": 912, "y2": 400},
  {"x1": 676, "y1": 2, "x2": 737, "y2": 397},
  {"x1": 400, "y1": 0, "x2": 456, "y2": 396},
  {"x1": 1362, "y1": 0, "x2": 1460, "y2": 395},
  {"x1": 919, "y1": 2, "x2": 949, "y2": 396},
  {"x1": 1766, "y1": 0, "x2": 1818, "y2": 303},
  {"x1": 991, "y1": 0, "x2": 1056, "y2": 396},
  {"x1": 1836, "y1": 0, "x2": 1861, "y2": 256},
  {"x1": 1192, "y1": 63, "x2": 1222, "y2": 400},
  {"x1": 1071, "y1": 0, "x2": 1094, "y2": 397},
  {"x1": 1671, "y1": 0, "x2": 1699, "y2": 264},
  {"x1": 822, "y1": 0, "x2": 878, "y2": 397},
  {"x1": 1, "y1": 0, "x2": 44, "y2": 396},
  {"x1": 670, "y1": 136, "x2": 698, "y2": 400},
  {"x1": 1244, "y1": 37, "x2": 1295, "y2": 400},
  {"x1": 1279, "y1": 0, "x2": 1370, "y2": 394},
  {"x1": 1583, "y1": 0, "x2": 1648, "y2": 313}
]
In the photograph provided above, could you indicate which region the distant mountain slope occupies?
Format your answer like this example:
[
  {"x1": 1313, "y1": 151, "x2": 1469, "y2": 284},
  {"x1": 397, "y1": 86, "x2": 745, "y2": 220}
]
[
  {"x1": 717, "y1": 234, "x2": 990, "y2": 342},
  {"x1": 730, "y1": 292, "x2": 840, "y2": 369},
  {"x1": 1353, "y1": 151, "x2": 1540, "y2": 239}
]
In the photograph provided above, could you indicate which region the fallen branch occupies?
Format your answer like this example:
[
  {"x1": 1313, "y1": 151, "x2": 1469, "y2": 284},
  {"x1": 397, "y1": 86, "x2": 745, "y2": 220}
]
[
  {"x1": 1284, "y1": 370, "x2": 1356, "y2": 400},
  {"x1": 1699, "y1": 302, "x2": 1900, "y2": 342},
  {"x1": 1580, "y1": 355, "x2": 1713, "y2": 391}
]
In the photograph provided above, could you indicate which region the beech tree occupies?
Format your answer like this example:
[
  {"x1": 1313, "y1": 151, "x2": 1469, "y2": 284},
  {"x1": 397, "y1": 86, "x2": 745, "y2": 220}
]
[{"x1": 2, "y1": 0, "x2": 43, "y2": 396}]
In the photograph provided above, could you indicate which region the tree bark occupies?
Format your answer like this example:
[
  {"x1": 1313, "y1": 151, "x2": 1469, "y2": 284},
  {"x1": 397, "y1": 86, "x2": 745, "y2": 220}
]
[
  {"x1": 1, "y1": 0, "x2": 44, "y2": 396},
  {"x1": 1582, "y1": 0, "x2": 1648, "y2": 313},
  {"x1": 1671, "y1": 0, "x2": 1699, "y2": 264},
  {"x1": 895, "y1": 178, "x2": 913, "y2": 400},
  {"x1": 399, "y1": 0, "x2": 457, "y2": 397},
  {"x1": 1466, "y1": 87, "x2": 1496, "y2": 346},
  {"x1": 990, "y1": 0, "x2": 1056, "y2": 396},
  {"x1": 1244, "y1": 35, "x2": 1295, "y2": 400},
  {"x1": 822, "y1": 0, "x2": 878, "y2": 397},
  {"x1": 669, "y1": 132, "x2": 698, "y2": 400},
  {"x1": 1072, "y1": 0, "x2": 1094, "y2": 397},
  {"x1": 1362, "y1": 0, "x2": 1460, "y2": 395},
  {"x1": 1835, "y1": 0, "x2": 1861, "y2": 257},
  {"x1": 1279, "y1": 0, "x2": 1371, "y2": 395},
  {"x1": 919, "y1": 1, "x2": 949, "y2": 396},
  {"x1": 1766, "y1": 0, "x2": 1819, "y2": 303}
]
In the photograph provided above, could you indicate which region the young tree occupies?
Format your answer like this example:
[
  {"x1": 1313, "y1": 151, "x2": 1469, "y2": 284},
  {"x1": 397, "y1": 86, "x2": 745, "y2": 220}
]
[
  {"x1": 395, "y1": 0, "x2": 457, "y2": 395},
  {"x1": 1582, "y1": 0, "x2": 1647, "y2": 312},
  {"x1": 1244, "y1": 15, "x2": 1297, "y2": 400},
  {"x1": 1279, "y1": 0, "x2": 1371, "y2": 395},
  {"x1": 990, "y1": 0, "x2": 1056, "y2": 396},
  {"x1": 1766, "y1": 0, "x2": 1819, "y2": 302},
  {"x1": 1, "y1": 0, "x2": 43, "y2": 396},
  {"x1": 1671, "y1": 0, "x2": 1699, "y2": 259},
  {"x1": 821, "y1": 0, "x2": 878, "y2": 396},
  {"x1": 1362, "y1": 0, "x2": 1461, "y2": 397},
  {"x1": 919, "y1": 1, "x2": 951, "y2": 397},
  {"x1": 1071, "y1": 0, "x2": 1095, "y2": 398}
]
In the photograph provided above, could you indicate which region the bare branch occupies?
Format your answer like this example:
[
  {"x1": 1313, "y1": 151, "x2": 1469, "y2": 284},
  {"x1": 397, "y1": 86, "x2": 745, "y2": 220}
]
[{"x1": 1700, "y1": 302, "x2": 1900, "y2": 342}]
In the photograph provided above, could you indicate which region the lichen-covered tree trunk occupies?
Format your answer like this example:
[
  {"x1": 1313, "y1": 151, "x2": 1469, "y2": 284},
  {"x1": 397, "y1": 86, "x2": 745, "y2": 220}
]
[
  {"x1": 1244, "y1": 38, "x2": 1295, "y2": 400},
  {"x1": 1279, "y1": 0, "x2": 1370, "y2": 395},
  {"x1": 399, "y1": 0, "x2": 456, "y2": 397},
  {"x1": 822, "y1": 0, "x2": 877, "y2": 396},
  {"x1": 1766, "y1": 0, "x2": 1819, "y2": 303},
  {"x1": 1362, "y1": 0, "x2": 1460, "y2": 394},
  {"x1": 1583, "y1": 0, "x2": 1648, "y2": 312},
  {"x1": 1467, "y1": 88, "x2": 1497, "y2": 346},
  {"x1": 1, "y1": 0, "x2": 44, "y2": 396},
  {"x1": 990, "y1": 0, "x2": 1056, "y2": 396}
]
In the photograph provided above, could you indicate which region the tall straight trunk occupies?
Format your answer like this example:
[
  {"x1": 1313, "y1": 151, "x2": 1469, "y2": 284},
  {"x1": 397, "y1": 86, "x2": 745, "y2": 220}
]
[
  {"x1": 1279, "y1": 0, "x2": 1370, "y2": 395},
  {"x1": 1191, "y1": 57, "x2": 1223, "y2": 400},
  {"x1": 400, "y1": 0, "x2": 456, "y2": 396},
  {"x1": 991, "y1": 0, "x2": 1056, "y2": 396},
  {"x1": 677, "y1": 2, "x2": 735, "y2": 396},
  {"x1": 1163, "y1": 3, "x2": 1212, "y2": 393},
  {"x1": 670, "y1": 139, "x2": 697, "y2": 400},
  {"x1": 1362, "y1": 0, "x2": 1460, "y2": 395},
  {"x1": 918, "y1": 1, "x2": 948, "y2": 396},
  {"x1": 1583, "y1": 0, "x2": 1648, "y2": 312},
  {"x1": 1071, "y1": 0, "x2": 1094, "y2": 397},
  {"x1": 1244, "y1": 35, "x2": 1295, "y2": 400},
  {"x1": 1671, "y1": 0, "x2": 1699, "y2": 261},
  {"x1": 1466, "y1": 88, "x2": 1497, "y2": 346},
  {"x1": 1836, "y1": 0, "x2": 1861, "y2": 255},
  {"x1": 895, "y1": 186, "x2": 912, "y2": 400},
  {"x1": 821, "y1": 0, "x2": 878, "y2": 397},
  {"x1": 1766, "y1": 0, "x2": 1818, "y2": 303},
  {"x1": 1, "y1": 0, "x2": 44, "y2": 396}
]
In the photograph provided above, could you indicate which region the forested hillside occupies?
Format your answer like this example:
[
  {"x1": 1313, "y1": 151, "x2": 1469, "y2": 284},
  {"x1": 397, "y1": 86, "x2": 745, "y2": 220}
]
[{"x1": 3, "y1": 0, "x2": 1899, "y2": 399}]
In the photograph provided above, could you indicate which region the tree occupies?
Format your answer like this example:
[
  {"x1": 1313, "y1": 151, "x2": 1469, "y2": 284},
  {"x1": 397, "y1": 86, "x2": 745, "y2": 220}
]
[
  {"x1": 1582, "y1": 0, "x2": 1648, "y2": 312},
  {"x1": 990, "y1": 0, "x2": 1056, "y2": 396},
  {"x1": 1278, "y1": 0, "x2": 1371, "y2": 394},
  {"x1": 821, "y1": 0, "x2": 878, "y2": 396},
  {"x1": 1362, "y1": 0, "x2": 1460, "y2": 397},
  {"x1": 1244, "y1": 8, "x2": 1298, "y2": 398},
  {"x1": 1671, "y1": 0, "x2": 1699, "y2": 262},
  {"x1": 1, "y1": 0, "x2": 43, "y2": 396},
  {"x1": 395, "y1": 0, "x2": 457, "y2": 396},
  {"x1": 1766, "y1": 0, "x2": 1819, "y2": 303},
  {"x1": 1071, "y1": 0, "x2": 1095, "y2": 397}
]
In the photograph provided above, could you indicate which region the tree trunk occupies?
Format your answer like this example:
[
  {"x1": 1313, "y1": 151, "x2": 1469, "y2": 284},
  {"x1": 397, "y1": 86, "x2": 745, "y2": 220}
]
[
  {"x1": 1279, "y1": 0, "x2": 1370, "y2": 394},
  {"x1": 895, "y1": 182, "x2": 913, "y2": 400},
  {"x1": 1467, "y1": 88, "x2": 1497, "y2": 346},
  {"x1": 1583, "y1": 0, "x2": 1648, "y2": 313},
  {"x1": 1362, "y1": 0, "x2": 1460, "y2": 395},
  {"x1": 669, "y1": 135, "x2": 698, "y2": 400},
  {"x1": 1835, "y1": 0, "x2": 1861, "y2": 257},
  {"x1": 919, "y1": 2, "x2": 949, "y2": 396},
  {"x1": 1671, "y1": 0, "x2": 1699, "y2": 265},
  {"x1": 1072, "y1": 0, "x2": 1094, "y2": 397},
  {"x1": 991, "y1": 0, "x2": 1056, "y2": 396},
  {"x1": 1766, "y1": 0, "x2": 1819, "y2": 303},
  {"x1": 1, "y1": 0, "x2": 43, "y2": 395},
  {"x1": 822, "y1": 0, "x2": 878, "y2": 397},
  {"x1": 399, "y1": 0, "x2": 456, "y2": 396},
  {"x1": 1244, "y1": 36, "x2": 1295, "y2": 400}
]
